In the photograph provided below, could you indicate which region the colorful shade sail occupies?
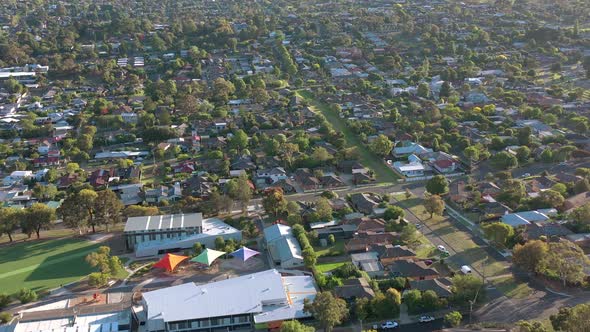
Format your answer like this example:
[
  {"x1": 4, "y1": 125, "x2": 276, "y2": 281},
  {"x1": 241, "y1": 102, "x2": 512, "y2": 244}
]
[
  {"x1": 152, "y1": 253, "x2": 189, "y2": 272},
  {"x1": 190, "y1": 248, "x2": 226, "y2": 266},
  {"x1": 230, "y1": 247, "x2": 260, "y2": 262}
]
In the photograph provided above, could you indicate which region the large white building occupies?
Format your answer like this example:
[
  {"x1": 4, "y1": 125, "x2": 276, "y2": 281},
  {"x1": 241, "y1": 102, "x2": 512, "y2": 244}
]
[
  {"x1": 124, "y1": 213, "x2": 242, "y2": 257},
  {"x1": 141, "y1": 269, "x2": 317, "y2": 332}
]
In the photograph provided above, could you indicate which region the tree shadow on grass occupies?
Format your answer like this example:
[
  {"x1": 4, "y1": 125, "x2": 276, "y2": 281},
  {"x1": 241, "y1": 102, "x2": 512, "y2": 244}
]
[{"x1": 0, "y1": 238, "x2": 90, "y2": 265}]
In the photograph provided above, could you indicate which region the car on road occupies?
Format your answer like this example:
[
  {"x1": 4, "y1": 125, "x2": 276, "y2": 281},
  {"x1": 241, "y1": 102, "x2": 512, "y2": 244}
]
[
  {"x1": 380, "y1": 321, "x2": 399, "y2": 329},
  {"x1": 419, "y1": 316, "x2": 435, "y2": 323},
  {"x1": 437, "y1": 245, "x2": 448, "y2": 253},
  {"x1": 521, "y1": 173, "x2": 531, "y2": 178}
]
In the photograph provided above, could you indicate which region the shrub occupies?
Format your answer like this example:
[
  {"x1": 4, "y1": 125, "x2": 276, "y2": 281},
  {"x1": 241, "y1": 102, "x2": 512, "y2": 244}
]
[
  {"x1": 0, "y1": 293, "x2": 10, "y2": 309},
  {"x1": 0, "y1": 312, "x2": 12, "y2": 324},
  {"x1": 88, "y1": 272, "x2": 110, "y2": 287},
  {"x1": 444, "y1": 311, "x2": 462, "y2": 327},
  {"x1": 17, "y1": 288, "x2": 37, "y2": 304}
]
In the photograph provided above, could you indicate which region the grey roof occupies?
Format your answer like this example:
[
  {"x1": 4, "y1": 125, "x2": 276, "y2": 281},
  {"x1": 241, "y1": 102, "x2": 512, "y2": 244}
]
[
  {"x1": 124, "y1": 213, "x2": 203, "y2": 233},
  {"x1": 264, "y1": 224, "x2": 292, "y2": 242},
  {"x1": 500, "y1": 209, "x2": 557, "y2": 227},
  {"x1": 142, "y1": 269, "x2": 316, "y2": 329}
]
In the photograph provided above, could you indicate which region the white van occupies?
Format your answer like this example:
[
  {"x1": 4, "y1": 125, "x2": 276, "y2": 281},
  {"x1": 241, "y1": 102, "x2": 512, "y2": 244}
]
[{"x1": 461, "y1": 265, "x2": 472, "y2": 274}]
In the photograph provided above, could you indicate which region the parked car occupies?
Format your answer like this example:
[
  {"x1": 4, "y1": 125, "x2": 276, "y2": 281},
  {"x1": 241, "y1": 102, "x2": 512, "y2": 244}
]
[
  {"x1": 424, "y1": 259, "x2": 433, "y2": 266},
  {"x1": 419, "y1": 316, "x2": 435, "y2": 323},
  {"x1": 380, "y1": 321, "x2": 399, "y2": 329},
  {"x1": 461, "y1": 265, "x2": 472, "y2": 274}
]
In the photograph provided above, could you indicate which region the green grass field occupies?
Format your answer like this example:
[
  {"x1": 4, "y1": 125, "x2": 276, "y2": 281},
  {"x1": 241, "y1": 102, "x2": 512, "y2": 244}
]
[
  {"x1": 297, "y1": 90, "x2": 400, "y2": 183},
  {"x1": 0, "y1": 238, "x2": 101, "y2": 295}
]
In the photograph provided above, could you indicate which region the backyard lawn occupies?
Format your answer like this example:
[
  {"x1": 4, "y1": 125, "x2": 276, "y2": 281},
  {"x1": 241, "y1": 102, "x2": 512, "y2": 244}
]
[
  {"x1": 313, "y1": 240, "x2": 345, "y2": 258},
  {"x1": 0, "y1": 237, "x2": 102, "y2": 295},
  {"x1": 315, "y1": 261, "x2": 348, "y2": 273},
  {"x1": 297, "y1": 90, "x2": 399, "y2": 183}
]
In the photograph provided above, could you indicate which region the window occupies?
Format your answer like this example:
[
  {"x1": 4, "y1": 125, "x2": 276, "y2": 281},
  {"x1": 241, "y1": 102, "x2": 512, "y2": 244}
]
[{"x1": 210, "y1": 318, "x2": 220, "y2": 326}]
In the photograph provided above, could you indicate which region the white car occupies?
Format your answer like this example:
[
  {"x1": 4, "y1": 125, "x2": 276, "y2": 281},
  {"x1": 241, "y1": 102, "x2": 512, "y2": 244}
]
[
  {"x1": 437, "y1": 245, "x2": 448, "y2": 253},
  {"x1": 461, "y1": 265, "x2": 472, "y2": 274},
  {"x1": 419, "y1": 316, "x2": 435, "y2": 323},
  {"x1": 381, "y1": 321, "x2": 399, "y2": 329}
]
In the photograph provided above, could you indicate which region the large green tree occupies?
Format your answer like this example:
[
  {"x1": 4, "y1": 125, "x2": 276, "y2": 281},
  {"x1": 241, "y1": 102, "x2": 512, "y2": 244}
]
[
  {"x1": 303, "y1": 292, "x2": 348, "y2": 332},
  {"x1": 426, "y1": 175, "x2": 449, "y2": 195}
]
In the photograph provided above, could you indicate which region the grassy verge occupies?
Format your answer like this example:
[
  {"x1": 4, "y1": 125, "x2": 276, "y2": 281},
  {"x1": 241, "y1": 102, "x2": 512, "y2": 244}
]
[
  {"x1": 492, "y1": 275, "x2": 534, "y2": 299},
  {"x1": 297, "y1": 90, "x2": 399, "y2": 183}
]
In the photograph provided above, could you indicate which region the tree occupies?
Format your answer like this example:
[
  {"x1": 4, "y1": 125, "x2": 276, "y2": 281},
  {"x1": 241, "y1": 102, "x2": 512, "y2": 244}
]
[
  {"x1": 303, "y1": 292, "x2": 348, "y2": 332},
  {"x1": 88, "y1": 272, "x2": 110, "y2": 287},
  {"x1": 424, "y1": 194, "x2": 445, "y2": 218},
  {"x1": 444, "y1": 311, "x2": 462, "y2": 327},
  {"x1": 550, "y1": 304, "x2": 590, "y2": 332},
  {"x1": 262, "y1": 188, "x2": 288, "y2": 216},
  {"x1": 369, "y1": 134, "x2": 393, "y2": 157},
  {"x1": 215, "y1": 236, "x2": 226, "y2": 250},
  {"x1": 22, "y1": 203, "x2": 55, "y2": 239},
  {"x1": 0, "y1": 293, "x2": 10, "y2": 309},
  {"x1": 515, "y1": 320, "x2": 548, "y2": 332},
  {"x1": 541, "y1": 241, "x2": 589, "y2": 286},
  {"x1": 32, "y1": 183, "x2": 58, "y2": 201},
  {"x1": 463, "y1": 146, "x2": 480, "y2": 163},
  {"x1": 17, "y1": 288, "x2": 37, "y2": 304},
  {"x1": 86, "y1": 246, "x2": 123, "y2": 277},
  {"x1": 66, "y1": 162, "x2": 80, "y2": 174},
  {"x1": 482, "y1": 222, "x2": 514, "y2": 247},
  {"x1": 124, "y1": 205, "x2": 160, "y2": 217},
  {"x1": 302, "y1": 247, "x2": 317, "y2": 268},
  {"x1": 311, "y1": 147, "x2": 332, "y2": 165},
  {"x1": 516, "y1": 146, "x2": 531, "y2": 163},
  {"x1": 417, "y1": 82, "x2": 430, "y2": 98},
  {"x1": 517, "y1": 127, "x2": 533, "y2": 146},
  {"x1": 403, "y1": 289, "x2": 422, "y2": 314},
  {"x1": 421, "y1": 290, "x2": 440, "y2": 312},
  {"x1": 384, "y1": 205, "x2": 404, "y2": 221},
  {"x1": 227, "y1": 174, "x2": 252, "y2": 213},
  {"x1": 491, "y1": 151, "x2": 518, "y2": 170},
  {"x1": 451, "y1": 274, "x2": 484, "y2": 306},
  {"x1": 0, "y1": 207, "x2": 20, "y2": 242},
  {"x1": 537, "y1": 190, "x2": 564, "y2": 209},
  {"x1": 58, "y1": 193, "x2": 90, "y2": 234},
  {"x1": 94, "y1": 189, "x2": 124, "y2": 232},
  {"x1": 426, "y1": 175, "x2": 449, "y2": 195},
  {"x1": 354, "y1": 297, "x2": 371, "y2": 322},
  {"x1": 385, "y1": 288, "x2": 402, "y2": 315},
  {"x1": 512, "y1": 240, "x2": 548, "y2": 272},
  {"x1": 0, "y1": 312, "x2": 10, "y2": 324},
  {"x1": 315, "y1": 197, "x2": 333, "y2": 221},
  {"x1": 570, "y1": 203, "x2": 590, "y2": 232},
  {"x1": 229, "y1": 129, "x2": 248, "y2": 152},
  {"x1": 439, "y1": 81, "x2": 453, "y2": 99},
  {"x1": 400, "y1": 224, "x2": 419, "y2": 245},
  {"x1": 280, "y1": 320, "x2": 315, "y2": 332},
  {"x1": 192, "y1": 242, "x2": 203, "y2": 256}
]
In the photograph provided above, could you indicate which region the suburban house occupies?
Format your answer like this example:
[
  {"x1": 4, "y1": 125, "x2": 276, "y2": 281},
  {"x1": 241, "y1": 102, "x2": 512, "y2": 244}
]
[
  {"x1": 372, "y1": 244, "x2": 417, "y2": 266},
  {"x1": 351, "y1": 252, "x2": 385, "y2": 277},
  {"x1": 141, "y1": 269, "x2": 317, "y2": 332},
  {"x1": 500, "y1": 208, "x2": 558, "y2": 227},
  {"x1": 345, "y1": 232, "x2": 399, "y2": 253},
  {"x1": 263, "y1": 224, "x2": 304, "y2": 268},
  {"x1": 349, "y1": 193, "x2": 380, "y2": 215},
  {"x1": 334, "y1": 277, "x2": 376, "y2": 301},
  {"x1": 407, "y1": 278, "x2": 453, "y2": 298},
  {"x1": 392, "y1": 141, "x2": 432, "y2": 158},
  {"x1": 385, "y1": 259, "x2": 440, "y2": 280},
  {"x1": 256, "y1": 167, "x2": 288, "y2": 183}
]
